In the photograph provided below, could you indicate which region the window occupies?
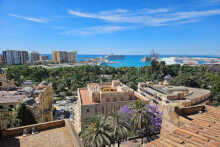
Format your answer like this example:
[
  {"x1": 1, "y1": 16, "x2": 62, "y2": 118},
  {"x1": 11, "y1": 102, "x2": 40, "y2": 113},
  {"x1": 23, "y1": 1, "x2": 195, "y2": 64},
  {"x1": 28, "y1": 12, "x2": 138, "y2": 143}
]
[
  {"x1": 10, "y1": 105, "x2": 14, "y2": 109},
  {"x1": 86, "y1": 109, "x2": 90, "y2": 113},
  {"x1": 0, "y1": 105, "x2": 3, "y2": 109},
  {"x1": 0, "y1": 82, "x2": 2, "y2": 87}
]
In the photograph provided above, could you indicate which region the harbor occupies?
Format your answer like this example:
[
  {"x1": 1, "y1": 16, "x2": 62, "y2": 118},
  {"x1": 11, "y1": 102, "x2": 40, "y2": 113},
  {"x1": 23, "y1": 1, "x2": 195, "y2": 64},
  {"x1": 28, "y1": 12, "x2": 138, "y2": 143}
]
[{"x1": 28, "y1": 53, "x2": 220, "y2": 69}]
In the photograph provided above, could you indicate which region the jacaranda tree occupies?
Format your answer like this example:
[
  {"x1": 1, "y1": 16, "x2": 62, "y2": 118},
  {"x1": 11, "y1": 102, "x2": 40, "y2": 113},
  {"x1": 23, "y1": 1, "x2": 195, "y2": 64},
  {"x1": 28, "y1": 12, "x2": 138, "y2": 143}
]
[{"x1": 120, "y1": 101, "x2": 162, "y2": 144}]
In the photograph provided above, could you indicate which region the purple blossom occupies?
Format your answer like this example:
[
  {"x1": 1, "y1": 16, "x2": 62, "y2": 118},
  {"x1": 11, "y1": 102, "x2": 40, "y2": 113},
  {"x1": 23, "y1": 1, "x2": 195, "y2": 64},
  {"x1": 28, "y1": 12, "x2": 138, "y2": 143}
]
[
  {"x1": 120, "y1": 104, "x2": 162, "y2": 132},
  {"x1": 120, "y1": 105, "x2": 133, "y2": 115}
]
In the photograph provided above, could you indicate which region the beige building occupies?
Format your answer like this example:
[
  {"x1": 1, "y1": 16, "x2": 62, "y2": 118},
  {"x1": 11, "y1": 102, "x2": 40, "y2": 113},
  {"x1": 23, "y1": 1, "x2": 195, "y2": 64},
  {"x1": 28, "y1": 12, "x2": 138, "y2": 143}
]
[
  {"x1": 73, "y1": 80, "x2": 141, "y2": 133},
  {"x1": 138, "y1": 81, "x2": 214, "y2": 147},
  {"x1": 0, "y1": 94, "x2": 25, "y2": 112},
  {"x1": 52, "y1": 51, "x2": 77, "y2": 64},
  {"x1": 31, "y1": 52, "x2": 40, "y2": 63},
  {"x1": 138, "y1": 81, "x2": 210, "y2": 107}
]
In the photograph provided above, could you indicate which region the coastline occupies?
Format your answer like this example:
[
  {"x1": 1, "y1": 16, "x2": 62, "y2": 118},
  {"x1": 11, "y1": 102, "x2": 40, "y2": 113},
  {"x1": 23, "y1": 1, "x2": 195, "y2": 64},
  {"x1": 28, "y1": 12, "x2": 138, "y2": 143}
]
[{"x1": 36, "y1": 54, "x2": 220, "y2": 68}]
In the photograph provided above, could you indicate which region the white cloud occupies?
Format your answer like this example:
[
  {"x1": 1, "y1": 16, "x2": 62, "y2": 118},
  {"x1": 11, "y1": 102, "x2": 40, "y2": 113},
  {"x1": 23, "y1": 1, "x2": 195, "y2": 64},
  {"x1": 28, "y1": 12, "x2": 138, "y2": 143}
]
[
  {"x1": 146, "y1": 8, "x2": 170, "y2": 14},
  {"x1": 68, "y1": 8, "x2": 220, "y2": 26},
  {"x1": 174, "y1": 19, "x2": 200, "y2": 25},
  {"x1": 68, "y1": 10, "x2": 95, "y2": 18},
  {"x1": 64, "y1": 25, "x2": 128, "y2": 36},
  {"x1": 9, "y1": 14, "x2": 48, "y2": 23}
]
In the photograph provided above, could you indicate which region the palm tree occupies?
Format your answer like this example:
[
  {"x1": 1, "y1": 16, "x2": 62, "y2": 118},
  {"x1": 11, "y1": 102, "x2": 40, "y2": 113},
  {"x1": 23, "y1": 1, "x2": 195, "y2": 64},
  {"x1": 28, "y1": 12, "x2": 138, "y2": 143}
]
[
  {"x1": 109, "y1": 112, "x2": 130, "y2": 147},
  {"x1": 79, "y1": 115, "x2": 112, "y2": 147},
  {"x1": 129, "y1": 100, "x2": 151, "y2": 144}
]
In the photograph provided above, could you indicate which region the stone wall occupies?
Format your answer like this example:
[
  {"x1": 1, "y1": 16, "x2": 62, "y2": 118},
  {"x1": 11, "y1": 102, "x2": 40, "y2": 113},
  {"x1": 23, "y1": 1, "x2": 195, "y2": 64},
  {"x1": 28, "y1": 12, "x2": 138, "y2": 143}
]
[
  {"x1": 64, "y1": 120, "x2": 83, "y2": 147},
  {"x1": 73, "y1": 89, "x2": 82, "y2": 133},
  {"x1": 100, "y1": 91, "x2": 131, "y2": 103},
  {"x1": 160, "y1": 104, "x2": 207, "y2": 137},
  {"x1": 160, "y1": 104, "x2": 183, "y2": 137},
  {"x1": 1, "y1": 120, "x2": 65, "y2": 138},
  {"x1": 77, "y1": 100, "x2": 137, "y2": 133},
  {"x1": 176, "y1": 105, "x2": 205, "y2": 115}
]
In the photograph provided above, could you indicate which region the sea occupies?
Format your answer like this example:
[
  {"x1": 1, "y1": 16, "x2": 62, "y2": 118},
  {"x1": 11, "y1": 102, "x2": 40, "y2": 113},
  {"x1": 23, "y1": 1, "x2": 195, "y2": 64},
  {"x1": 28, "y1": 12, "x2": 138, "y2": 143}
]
[{"x1": 42, "y1": 54, "x2": 220, "y2": 68}]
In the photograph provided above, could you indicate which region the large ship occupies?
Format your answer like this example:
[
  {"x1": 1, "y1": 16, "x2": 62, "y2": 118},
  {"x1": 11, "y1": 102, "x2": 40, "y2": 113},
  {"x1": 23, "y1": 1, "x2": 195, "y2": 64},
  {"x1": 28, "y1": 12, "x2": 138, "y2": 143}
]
[
  {"x1": 141, "y1": 49, "x2": 159, "y2": 62},
  {"x1": 105, "y1": 53, "x2": 125, "y2": 60}
]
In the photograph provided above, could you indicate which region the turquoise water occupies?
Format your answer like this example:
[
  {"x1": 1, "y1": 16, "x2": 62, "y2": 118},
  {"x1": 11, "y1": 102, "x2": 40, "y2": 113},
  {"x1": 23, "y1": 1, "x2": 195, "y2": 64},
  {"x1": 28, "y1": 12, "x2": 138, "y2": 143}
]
[
  {"x1": 42, "y1": 54, "x2": 220, "y2": 68},
  {"x1": 78, "y1": 55, "x2": 151, "y2": 68}
]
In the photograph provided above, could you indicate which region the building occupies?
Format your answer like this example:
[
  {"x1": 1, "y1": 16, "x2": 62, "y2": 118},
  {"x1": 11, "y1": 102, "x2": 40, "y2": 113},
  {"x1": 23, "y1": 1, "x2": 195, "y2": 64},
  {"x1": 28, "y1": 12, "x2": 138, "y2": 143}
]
[
  {"x1": 136, "y1": 81, "x2": 219, "y2": 147},
  {"x1": 0, "y1": 91, "x2": 26, "y2": 129},
  {"x1": 144, "y1": 105, "x2": 220, "y2": 147},
  {"x1": 0, "y1": 68, "x2": 16, "y2": 90},
  {"x1": 0, "y1": 92, "x2": 25, "y2": 112},
  {"x1": 2, "y1": 81, "x2": 54, "y2": 123},
  {"x1": 0, "y1": 55, "x2": 4, "y2": 64},
  {"x1": 73, "y1": 80, "x2": 140, "y2": 133},
  {"x1": 52, "y1": 51, "x2": 77, "y2": 64},
  {"x1": 31, "y1": 52, "x2": 40, "y2": 63},
  {"x1": 3, "y1": 50, "x2": 28, "y2": 65},
  {"x1": 40, "y1": 56, "x2": 50, "y2": 61},
  {"x1": 0, "y1": 119, "x2": 83, "y2": 147},
  {"x1": 138, "y1": 81, "x2": 210, "y2": 107},
  {"x1": 53, "y1": 96, "x2": 77, "y2": 120}
]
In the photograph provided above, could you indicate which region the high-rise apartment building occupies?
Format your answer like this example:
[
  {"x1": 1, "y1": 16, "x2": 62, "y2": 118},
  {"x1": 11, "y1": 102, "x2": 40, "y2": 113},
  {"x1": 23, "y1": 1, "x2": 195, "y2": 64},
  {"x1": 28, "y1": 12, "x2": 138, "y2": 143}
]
[
  {"x1": 31, "y1": 51, "x2": 40, "y2": 62},
  {"x1": 52, "y1": 51, "x2": 77, "y2": 64},
  {"x1": 3, "y1": 50, "x2": 28, "y2": 65},
  {"x1": 40, "y1": 56, "x2": 50, "y2": 61}
]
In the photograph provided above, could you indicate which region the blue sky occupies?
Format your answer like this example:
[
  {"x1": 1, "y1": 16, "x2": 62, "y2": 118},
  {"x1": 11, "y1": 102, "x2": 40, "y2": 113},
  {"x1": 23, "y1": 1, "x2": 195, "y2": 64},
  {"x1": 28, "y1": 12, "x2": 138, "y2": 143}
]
[{"x1": 0, "y1": 0, "x2": 220, "y2": 55}]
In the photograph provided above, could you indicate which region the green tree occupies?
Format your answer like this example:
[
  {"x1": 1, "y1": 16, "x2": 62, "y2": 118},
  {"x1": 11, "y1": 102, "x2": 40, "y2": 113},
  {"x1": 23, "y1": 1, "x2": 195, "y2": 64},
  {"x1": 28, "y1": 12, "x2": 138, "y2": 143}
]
[
  {"x1": 14, "y1": 103, "x2": 37, "y2": 126},
  {"x1": 129, "y1": 100, "x2": 151, "y2": 144},
  {"x1": 109, "y1": 112, "x2": 130, "y2": 147},
  {"x1": 79, "y1": 115, "x2": 112, "y2": 147}
]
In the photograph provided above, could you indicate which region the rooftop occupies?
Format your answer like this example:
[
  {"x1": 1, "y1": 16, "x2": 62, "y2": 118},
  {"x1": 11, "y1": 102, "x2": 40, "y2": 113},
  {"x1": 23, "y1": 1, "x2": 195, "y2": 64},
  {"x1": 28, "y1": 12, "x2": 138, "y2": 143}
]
[
  {"x1": 144, "y1": 105, "x2": 220, "y2": 147},
  {"x1": 0, "y1": 120, "x2": 83, "y2": 147},
  {"x1": 1, "y1": 127, "x2": 73, "y2": 147},
  {"x1": 139, "y1": 82, "x2": 210, "y2": 106},
  {"x1": 79, "y1": 88, "x2": 94, "y2": 105},
  {"x1": 0, "y1": 95, "x2": 25, "y2": 103}
]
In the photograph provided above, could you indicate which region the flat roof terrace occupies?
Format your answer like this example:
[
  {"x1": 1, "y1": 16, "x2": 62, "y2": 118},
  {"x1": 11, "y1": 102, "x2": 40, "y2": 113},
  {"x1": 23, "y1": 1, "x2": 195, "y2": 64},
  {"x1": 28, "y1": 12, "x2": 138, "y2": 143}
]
[
  {"x1": 1, "y1": 127, "x2": 73, "y2": 147},
  {"x1": 140, "y1": 84, "x2": 210, "y2": 106},
  {"x1": 0, "y1": 120, "x2": 83, "y2": 147}
]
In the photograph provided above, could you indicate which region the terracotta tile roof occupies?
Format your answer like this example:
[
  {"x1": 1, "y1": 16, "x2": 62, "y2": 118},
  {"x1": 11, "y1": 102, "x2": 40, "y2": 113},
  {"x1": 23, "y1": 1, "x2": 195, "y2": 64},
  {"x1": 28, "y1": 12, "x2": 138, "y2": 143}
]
[
  {"x1": 79, "y1": 88, "x2": 94, "y2": 105},
  {"x1": 144, "y1": 106, "x2": 220, "y2": 147}
]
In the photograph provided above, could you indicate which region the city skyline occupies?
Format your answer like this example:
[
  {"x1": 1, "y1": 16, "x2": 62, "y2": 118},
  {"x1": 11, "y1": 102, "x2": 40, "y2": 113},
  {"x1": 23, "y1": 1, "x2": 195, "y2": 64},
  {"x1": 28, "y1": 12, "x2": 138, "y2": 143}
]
[{"x1": 0, "y1": 0, "x2": 220, "y2": 55}]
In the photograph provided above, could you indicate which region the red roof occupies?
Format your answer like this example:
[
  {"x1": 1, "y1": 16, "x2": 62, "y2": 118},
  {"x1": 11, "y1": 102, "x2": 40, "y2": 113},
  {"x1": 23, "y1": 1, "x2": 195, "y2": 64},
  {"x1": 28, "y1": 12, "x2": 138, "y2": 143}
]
[
  {"x1": 79, "y1": 89, "x2": 94, "y2": 105},
  {"x1": 144, "y1": 105, "x2": 220, "y2": 147}
]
